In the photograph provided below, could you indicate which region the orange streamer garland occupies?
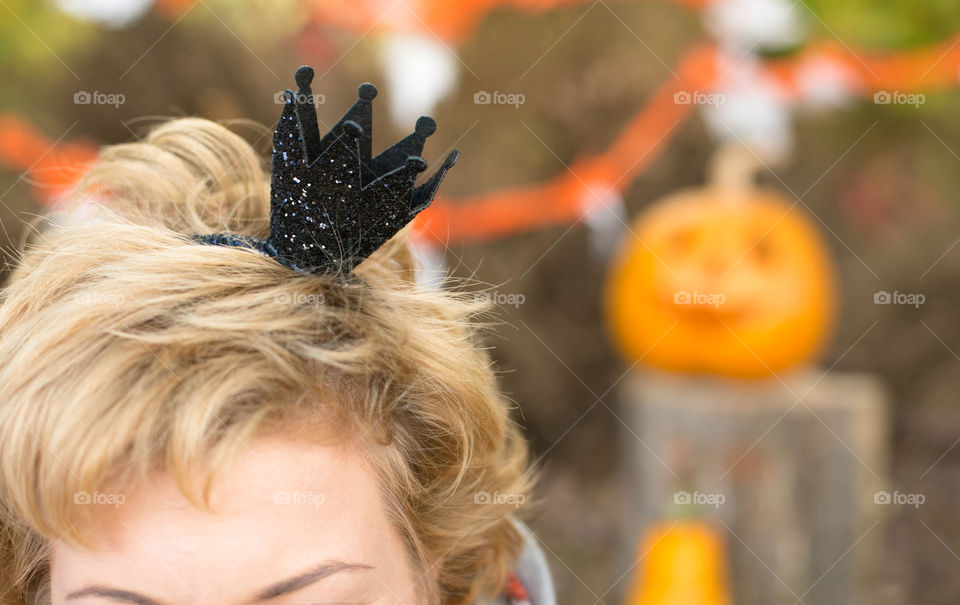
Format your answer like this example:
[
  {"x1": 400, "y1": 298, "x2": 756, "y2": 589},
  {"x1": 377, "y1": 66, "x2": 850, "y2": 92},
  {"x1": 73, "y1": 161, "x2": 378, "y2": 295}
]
[
  {"x1": 0, "y1": 114, "x2": 99, "y2": 202},
  {"x1": 412, "y1": 37, "x2": 960, "y2": 245},
  {"x1": 301, "y1": 0, "x2": 710, "y2": 43},
  {"x1": 4, "y1": 30, "x2": 960, "y2": 242},
  {"x1": 412, "y1": 44, "x2": 717, "y2": 244}
]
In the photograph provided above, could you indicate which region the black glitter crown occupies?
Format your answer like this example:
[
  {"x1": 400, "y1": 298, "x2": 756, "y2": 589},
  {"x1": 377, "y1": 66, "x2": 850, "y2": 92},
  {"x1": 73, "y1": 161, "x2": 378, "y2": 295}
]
[{"x1": 198, "y1": 65, "x2": 459, "y2": 275}]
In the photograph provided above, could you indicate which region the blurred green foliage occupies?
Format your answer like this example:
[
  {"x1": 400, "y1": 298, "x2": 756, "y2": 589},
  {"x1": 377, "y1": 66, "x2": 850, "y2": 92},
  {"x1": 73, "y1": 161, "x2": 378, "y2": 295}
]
[
  {"x1": 0, "y1": 0, "x2": 94, "y2": 72},
  {"x1": 804, "y1": 0, "x2": 960, "y2": 48}
]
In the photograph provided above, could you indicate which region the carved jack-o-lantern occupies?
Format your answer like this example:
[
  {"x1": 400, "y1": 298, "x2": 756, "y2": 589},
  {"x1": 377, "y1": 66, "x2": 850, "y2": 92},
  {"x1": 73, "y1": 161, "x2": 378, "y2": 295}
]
[{"x1": 605, "y1": 146, "x2": 836, "y2": 378}]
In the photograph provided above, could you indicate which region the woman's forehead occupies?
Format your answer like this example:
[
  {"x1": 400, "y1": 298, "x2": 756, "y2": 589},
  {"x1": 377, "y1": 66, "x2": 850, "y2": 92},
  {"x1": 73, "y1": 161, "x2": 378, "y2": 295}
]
[{"x1": 51, "y1": 436, "x2": 410, "y2": 600}]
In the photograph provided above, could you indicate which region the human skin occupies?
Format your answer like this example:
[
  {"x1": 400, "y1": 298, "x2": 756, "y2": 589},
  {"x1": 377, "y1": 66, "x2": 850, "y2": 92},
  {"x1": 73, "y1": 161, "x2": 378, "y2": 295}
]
[{"x1": 49, "y1": 434, "x2": 424, "y2": 605}]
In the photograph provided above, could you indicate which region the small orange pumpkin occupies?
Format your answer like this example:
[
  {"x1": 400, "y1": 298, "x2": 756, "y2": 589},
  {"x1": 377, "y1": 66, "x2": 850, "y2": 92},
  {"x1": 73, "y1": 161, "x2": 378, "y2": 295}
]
[
  {"x1": 605, "y1": 145, "x2": 836, "y2": 378},
  {"x1": 624, "y1": 521, "x2": 731, "y2": 605}
]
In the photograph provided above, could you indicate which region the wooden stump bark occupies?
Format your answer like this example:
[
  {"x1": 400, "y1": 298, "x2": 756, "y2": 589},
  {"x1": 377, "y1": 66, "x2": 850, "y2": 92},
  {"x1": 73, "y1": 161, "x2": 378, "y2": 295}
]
[{"x1": 619, "y1": 368, "x2": 893, "y2": 605}]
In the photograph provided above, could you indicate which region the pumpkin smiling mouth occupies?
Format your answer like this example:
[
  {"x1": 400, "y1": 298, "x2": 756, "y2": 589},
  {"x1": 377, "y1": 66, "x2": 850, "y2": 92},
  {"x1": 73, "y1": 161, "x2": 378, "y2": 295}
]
[{"x1": 667, "y1": 299, "x2": 752, "y2": 323}]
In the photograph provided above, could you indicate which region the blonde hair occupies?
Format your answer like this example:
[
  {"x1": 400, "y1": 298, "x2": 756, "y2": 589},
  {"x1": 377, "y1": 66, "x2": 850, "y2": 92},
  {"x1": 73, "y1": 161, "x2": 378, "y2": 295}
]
[{"x1": 0, "y1": 119, "x2": 531, "y2": 605}]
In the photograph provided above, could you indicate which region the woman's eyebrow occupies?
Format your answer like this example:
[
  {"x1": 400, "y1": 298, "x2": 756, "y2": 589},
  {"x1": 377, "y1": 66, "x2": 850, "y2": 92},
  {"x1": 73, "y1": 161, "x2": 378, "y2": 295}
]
[
  {"x1": 65, "y1": 588, "x2": 165, "y2": 605},
  {"x1": 254, "y1": 560, "x2": 374, "y2": 601},
  {"x1": 66, "y1": 561, "x2": 374, "y2": 604}
]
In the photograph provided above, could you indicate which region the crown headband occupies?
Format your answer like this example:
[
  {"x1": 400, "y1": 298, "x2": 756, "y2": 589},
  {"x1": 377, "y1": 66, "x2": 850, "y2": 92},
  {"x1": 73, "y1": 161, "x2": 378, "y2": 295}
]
[{"x1": 197, "y1": 66, "x2": 459, "y2": 275}]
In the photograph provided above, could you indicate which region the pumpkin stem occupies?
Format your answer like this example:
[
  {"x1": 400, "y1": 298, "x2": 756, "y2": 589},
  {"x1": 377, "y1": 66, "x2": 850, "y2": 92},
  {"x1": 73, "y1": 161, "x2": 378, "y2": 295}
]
[{"x1": 707, "y1": 143, "x2": 760, "y2": 200}]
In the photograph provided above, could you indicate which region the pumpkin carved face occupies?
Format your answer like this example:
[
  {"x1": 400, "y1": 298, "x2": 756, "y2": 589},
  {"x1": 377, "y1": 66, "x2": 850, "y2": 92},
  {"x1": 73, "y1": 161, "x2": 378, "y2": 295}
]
[{"x1": 605, "y1": 187, "x2": 836, "y2": 378}]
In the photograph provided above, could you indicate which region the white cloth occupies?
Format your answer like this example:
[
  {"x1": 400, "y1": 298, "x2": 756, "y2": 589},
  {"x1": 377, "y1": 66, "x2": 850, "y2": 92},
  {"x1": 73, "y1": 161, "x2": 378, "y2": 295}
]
[{"x1": 481, "y1": 520, "x2": 557, "y2": 605}]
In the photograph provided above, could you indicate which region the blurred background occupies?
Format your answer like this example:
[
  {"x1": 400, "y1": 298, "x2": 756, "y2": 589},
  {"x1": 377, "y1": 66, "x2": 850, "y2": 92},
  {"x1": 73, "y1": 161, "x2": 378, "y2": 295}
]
[{"x1": 3, "y1": 0, "x2": 960, "y2": 603}]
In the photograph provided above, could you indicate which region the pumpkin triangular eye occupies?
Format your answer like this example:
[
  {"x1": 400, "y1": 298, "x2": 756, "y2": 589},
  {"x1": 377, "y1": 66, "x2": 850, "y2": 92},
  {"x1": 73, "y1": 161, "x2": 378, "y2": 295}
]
[
  {"x1": 666, "y1": 228, "x2": 698, "y2": 254},
  {"x1": 752, "y1": 237, "x2": 775, "y2": 262}
]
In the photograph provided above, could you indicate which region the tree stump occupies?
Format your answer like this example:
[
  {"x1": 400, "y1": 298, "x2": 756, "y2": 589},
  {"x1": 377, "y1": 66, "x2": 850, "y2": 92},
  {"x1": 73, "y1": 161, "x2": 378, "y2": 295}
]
[{"x1": 619, "y1": 368, "x2": 893, "y2": 605}]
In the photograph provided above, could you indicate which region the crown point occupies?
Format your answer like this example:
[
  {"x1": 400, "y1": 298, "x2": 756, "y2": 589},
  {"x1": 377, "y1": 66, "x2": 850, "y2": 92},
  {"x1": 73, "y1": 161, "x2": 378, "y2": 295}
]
[
  {"x1": 415, "y1": 116, "x2": 436, "y2": 137},
  {"x1": 342, "y1": 120, "x2": 364, "y2": 137},
  {"x1": 405, "y1": 156, "x2": 428, "y2": 172},
  {"x1": 444, "y1": 149, "x2": 461, "y2": 168},
  {"x1": 294, "y1": 66, "x2": 314, "y2": 89},
  {"x1": 358, "y1": 83, "x2": 378, "y2": 100}
]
